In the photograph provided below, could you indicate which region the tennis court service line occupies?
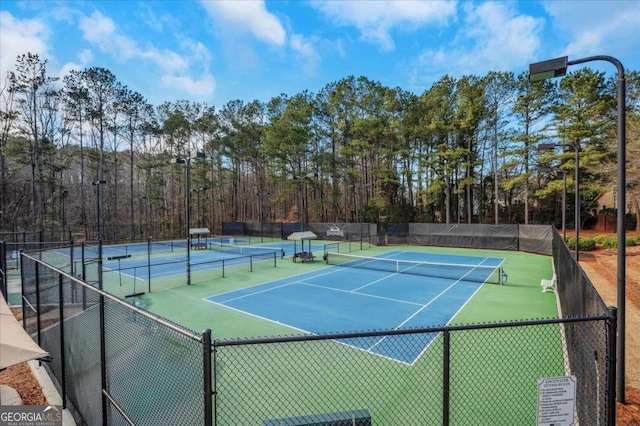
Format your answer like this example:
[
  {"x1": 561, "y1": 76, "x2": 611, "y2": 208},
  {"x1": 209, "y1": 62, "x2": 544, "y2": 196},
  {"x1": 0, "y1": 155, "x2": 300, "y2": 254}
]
[
  {"x1": 366, "y1": 259, "x2": 494, "y2": 354},
  {"x1": 207, "y1": 298, "x2": 312, "y2": 335},
  {"x1": 212, "y1": 281, "x2": 299, "y2": 304},
  {"x1": 296, "y1": 280, "x2": 424, "y2": 307}
]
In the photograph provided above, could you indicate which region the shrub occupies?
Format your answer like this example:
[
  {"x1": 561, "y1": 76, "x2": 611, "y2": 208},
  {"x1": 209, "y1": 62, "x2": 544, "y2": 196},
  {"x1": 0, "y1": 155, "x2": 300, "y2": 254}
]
[
  {"x1": 566, "y1": 236, "x2": 575, "y2": 250},
  {"x1": 602, "y1": 237, "x2": 617, "y2": 249},
  {"x1": 578, "y1": 237, "x2": 596, "y2": 251},
  {"x1": 566, "y1": 236, "x2": 596, "y2": 251},
  {"x1": 626, "y1": 238, "x2": 636, "y2": 247},
  {"x1": 593, "y1": 235, "x2": 608, "y2": 245}
]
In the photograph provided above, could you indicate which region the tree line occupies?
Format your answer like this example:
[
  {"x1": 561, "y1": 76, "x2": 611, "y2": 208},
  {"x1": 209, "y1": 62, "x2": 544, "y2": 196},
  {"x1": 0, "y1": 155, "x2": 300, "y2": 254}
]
[{"x1": 0, "y1": 52, "x2": 638, "y2": 242}]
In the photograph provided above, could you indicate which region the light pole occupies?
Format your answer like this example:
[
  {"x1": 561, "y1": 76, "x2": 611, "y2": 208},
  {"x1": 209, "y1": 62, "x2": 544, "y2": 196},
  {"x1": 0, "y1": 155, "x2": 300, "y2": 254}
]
[
  {"x1": 171, "y1": 152, "x2": 205, "y2": 285},
  {"x1": 538, "y1": 167, "x2": 567, "y2": 241},
  {"x1": 538, "y1": 143, "x2": 579, "y2": 261},
  {"x1": 91, "y1": 180, "x2": 106, "y2": 240},
  {"x1": 530, "y1": 55, "x2": 626, "y2": 403}
]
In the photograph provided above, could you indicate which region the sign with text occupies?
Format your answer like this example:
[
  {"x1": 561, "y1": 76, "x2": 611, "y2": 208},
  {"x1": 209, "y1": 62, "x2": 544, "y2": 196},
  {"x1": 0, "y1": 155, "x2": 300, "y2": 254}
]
[
  {"x1": 536, "y1": 376, "x2": 577, "y2": 425},
  {"x1": 0, "y1": 405, "x2": 62, "y2": 426}
]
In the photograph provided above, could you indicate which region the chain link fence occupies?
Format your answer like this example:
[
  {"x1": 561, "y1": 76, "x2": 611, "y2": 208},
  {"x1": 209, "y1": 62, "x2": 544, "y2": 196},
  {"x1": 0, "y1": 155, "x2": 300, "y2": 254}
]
[
  {"x1": 212, "y1": 314, "x2": 615, "y2": 426},
  {"x1": 18, "y1": 253, "x2": 209, "y2": 426},
  {"x1": 4, "y1": 225, "x2": 618, "y2": 425}
]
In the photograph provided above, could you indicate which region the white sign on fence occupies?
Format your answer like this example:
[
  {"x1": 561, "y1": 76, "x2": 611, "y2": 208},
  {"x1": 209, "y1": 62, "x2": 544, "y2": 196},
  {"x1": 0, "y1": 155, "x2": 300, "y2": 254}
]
[{"x1": 536, "y1": 375, "x2": 577, "y2": 425}]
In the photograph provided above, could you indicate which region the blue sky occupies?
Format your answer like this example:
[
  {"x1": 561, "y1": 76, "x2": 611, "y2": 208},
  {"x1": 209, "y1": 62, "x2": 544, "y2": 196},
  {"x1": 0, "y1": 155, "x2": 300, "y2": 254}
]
[{"x1": 1, "y1": 1, "x2": 639, "y2": 107}]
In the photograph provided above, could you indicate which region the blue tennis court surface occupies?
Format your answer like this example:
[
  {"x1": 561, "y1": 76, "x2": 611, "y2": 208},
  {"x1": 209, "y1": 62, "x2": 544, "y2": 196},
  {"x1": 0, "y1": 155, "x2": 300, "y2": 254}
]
[{"x1": 205, "y1": 251, "x2": 504, "y2": 364}]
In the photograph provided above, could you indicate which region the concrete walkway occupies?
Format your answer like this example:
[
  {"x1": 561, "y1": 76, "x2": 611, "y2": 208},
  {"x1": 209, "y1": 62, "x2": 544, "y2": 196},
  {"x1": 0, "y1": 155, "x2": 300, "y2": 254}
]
[{"x1": 28, "y1": 361, "x2": 77, "y2": 426}]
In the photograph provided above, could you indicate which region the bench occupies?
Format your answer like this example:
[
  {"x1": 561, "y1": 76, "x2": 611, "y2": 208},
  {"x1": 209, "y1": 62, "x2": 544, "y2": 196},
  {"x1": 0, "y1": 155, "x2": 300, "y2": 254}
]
[
  {"x1": 191, "y1": 242, "x2": 207, "y2": 250},
  {"x1": 263, "y1": 409, "x2": 371, "y2": 426},
  {"x1": 541, "y1": 275, "x2": 557, "y2": 293},
  {"x1": 293, "y1": 251, "x2": 315, "y2": 263}
]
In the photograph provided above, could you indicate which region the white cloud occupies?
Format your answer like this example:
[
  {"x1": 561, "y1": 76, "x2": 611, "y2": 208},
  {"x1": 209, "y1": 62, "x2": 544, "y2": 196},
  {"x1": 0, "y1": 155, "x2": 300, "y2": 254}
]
[
  {"x1": 311, "y1": 0, "x2": 457, "y2": 51},
  {"x1": 161, "y1": 74, "x2": 216, "y2": 98},
  {"x1": 290, "y1": 34, "x2": 321, "y2": 76},
  {"x1": 199, "y1": 0, "x2": 286, "y2": 46},
  {"x1": 543, "y1": 0, "x2": 640, "y2": 59},
  {"x1": 57, "y1": 49, "x2": 94, "y2": 80},
  {"x1": 78, "y1": 11, "x2": 188, "y2": 73},
  {"x1": 0, "y1": 11, "x2": 50, "y2": 81},
  {"x1": 415, "y1": 2, "x2": 543, "y2": 82}
]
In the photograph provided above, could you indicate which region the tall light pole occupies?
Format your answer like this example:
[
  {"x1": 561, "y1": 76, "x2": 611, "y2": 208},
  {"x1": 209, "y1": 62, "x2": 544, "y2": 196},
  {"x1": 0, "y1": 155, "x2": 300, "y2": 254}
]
[
  {"x1": 539, "y1": 143, "x2": 579, "y2": 261},
  {"x1": 530, "y1": 55, "x2": 626, "y2": 403},
  {"x1": 171, "y1": 152, "x2": 205, "y2": 285}
]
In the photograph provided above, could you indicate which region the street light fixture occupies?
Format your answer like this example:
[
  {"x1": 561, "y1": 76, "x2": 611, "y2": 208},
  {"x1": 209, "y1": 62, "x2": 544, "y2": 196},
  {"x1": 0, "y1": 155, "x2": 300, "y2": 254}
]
[
  {"x1": 530, "y1": 55, "x2": 626, "y2": 403},
  {"x1": 538, "y1": 143, "x2": 579, "y2": 261},
  {"x1": 171, "y1": 152, "x2": 205, "y2": 285}
]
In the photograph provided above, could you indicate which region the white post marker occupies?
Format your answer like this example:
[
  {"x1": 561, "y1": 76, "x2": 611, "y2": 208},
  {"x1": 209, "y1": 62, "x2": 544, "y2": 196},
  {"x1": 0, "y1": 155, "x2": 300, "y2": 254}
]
[{"x1": 536, "y1": 376, "x2": 577, "y2": 425}]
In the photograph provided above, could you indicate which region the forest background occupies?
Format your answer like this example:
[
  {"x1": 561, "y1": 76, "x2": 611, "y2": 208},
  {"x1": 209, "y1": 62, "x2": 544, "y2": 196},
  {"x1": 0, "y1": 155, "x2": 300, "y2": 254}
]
[{"x1": 0, "y1": 52, "x2": 639, "y2": 242}]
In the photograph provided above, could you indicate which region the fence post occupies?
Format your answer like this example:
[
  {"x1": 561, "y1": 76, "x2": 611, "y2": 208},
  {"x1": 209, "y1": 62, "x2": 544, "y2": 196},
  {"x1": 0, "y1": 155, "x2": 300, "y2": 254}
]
[
  {"x1": 606, "y1": 306, "x2": 617, "y2": 426},
  {"x1": 147, "y1": 237, "x2": 152, "y2": 293},
  {"x1": 98, "y1": 240, "x2": 103, "y2": 290},
  {"x1": 58, "y1": 274, "x2": 67, "y2": 409},
  {"x1": 203, "y1": 329, "x2": 213, "y2": 426},
  {"x1": 99, "y1": 291, "x2": 107, "y2": 425},
  {"x1": 0, "y1": 241, "x2": 6, "y2": 301},
  {"x1": 20, "y1": 251, "x2": 26, "y2": 330},
  {"x1": 69, "y1": 240, "x2": 74, "y2": 280},
  {"x1": 35, "y1": 260, "x2": 42, "y2": 349},
  {"x1": 442, "y1": 329, "x2": 450, "y2": 426}
]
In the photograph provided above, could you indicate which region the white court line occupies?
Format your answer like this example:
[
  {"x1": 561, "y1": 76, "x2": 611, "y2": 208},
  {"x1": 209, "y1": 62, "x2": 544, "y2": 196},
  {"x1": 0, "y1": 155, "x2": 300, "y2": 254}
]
[
  {"x1": 296, "y1": 281, "x2": 423, "y2": 306},
  {"x1": 366, "y1": 260, "x2": 492, "y2": 355},
  {"x1": 210, "y1": 281, "x2": 298, "y2": 304}
]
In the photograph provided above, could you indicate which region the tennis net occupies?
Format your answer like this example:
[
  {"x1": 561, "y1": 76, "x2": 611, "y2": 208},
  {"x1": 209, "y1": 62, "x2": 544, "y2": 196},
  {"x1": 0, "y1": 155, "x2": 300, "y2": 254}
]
[
  {"x1": 325, "y1": 252, "x2": 504, "y2": 284},
  {"x1": 209, "y1": 242, "x2": 285, "y2": 258}
]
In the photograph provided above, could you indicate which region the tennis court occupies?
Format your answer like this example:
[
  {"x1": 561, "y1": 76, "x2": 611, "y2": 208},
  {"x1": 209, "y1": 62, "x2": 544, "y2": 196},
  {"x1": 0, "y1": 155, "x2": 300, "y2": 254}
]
[
  {"x1": 101, "y1": 243, "x2": 287, "y2": 280},
  {"x1": 206, "y1": 251, "x2": 505, "y2": 364}
]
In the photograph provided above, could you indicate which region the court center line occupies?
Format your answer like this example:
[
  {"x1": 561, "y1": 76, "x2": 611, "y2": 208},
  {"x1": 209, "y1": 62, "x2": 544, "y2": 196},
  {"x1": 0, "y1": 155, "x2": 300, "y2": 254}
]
[
  {"x1": 296, "y1": 281, "x2": 423, "y2": 306},
  {"x1": 351, "y1": 273, "x2": 402, "y2": 292},
  {"x1": 367, "y1": 265, "x2": 486, "y2": 354}
]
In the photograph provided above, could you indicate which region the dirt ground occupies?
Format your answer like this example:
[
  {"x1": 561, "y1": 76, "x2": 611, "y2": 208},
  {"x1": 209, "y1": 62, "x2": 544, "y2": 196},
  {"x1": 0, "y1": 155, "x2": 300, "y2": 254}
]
[
  {"x1": 578, "y1": 229, "x2": 640, "y2": 425},
  {"x1": 2, "y1": 232, "x2": 640, "y2": 424}
]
